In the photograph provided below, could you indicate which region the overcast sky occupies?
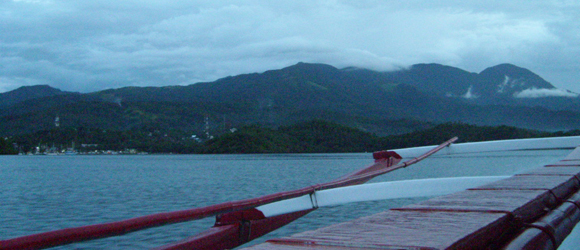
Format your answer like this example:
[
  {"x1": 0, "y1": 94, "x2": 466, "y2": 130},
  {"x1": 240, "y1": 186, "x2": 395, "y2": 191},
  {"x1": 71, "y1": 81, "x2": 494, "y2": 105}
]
[{"x1": 1, "y1": 0, "x2": 579, "y2": 93}]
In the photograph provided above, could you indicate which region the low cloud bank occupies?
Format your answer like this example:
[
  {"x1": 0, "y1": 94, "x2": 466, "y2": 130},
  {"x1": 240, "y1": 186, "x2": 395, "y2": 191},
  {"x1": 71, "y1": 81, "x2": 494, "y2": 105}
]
[{"x1": 514, "y1": 88, "x2": 579, "y2": 98}]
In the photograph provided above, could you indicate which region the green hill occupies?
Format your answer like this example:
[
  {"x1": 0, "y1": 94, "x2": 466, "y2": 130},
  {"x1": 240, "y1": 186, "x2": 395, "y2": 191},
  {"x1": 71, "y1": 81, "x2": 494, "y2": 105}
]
[{"x1": 2, "y1": 62, "x2": 580, "y2": 139}]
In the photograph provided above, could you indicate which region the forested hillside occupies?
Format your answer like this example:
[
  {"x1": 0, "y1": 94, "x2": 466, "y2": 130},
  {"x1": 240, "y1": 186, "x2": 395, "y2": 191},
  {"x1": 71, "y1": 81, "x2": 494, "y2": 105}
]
[
  {"x1": 2, "y1": 62, "x2": 580, "y2": 139},
  {"x1": 2, "y1": 63, "x2": 580, "y2": 155}
]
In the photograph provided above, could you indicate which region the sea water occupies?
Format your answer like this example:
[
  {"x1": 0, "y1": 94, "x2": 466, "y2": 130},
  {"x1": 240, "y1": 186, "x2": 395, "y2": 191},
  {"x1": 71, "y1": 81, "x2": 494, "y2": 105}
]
[{"x1": 0, "y1": 150, "x2": 575, "y2": 249}]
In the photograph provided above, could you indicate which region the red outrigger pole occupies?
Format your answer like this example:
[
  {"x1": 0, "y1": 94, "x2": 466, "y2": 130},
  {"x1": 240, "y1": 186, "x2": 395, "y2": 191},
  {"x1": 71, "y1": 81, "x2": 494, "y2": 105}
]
[{"x1": 0, "y1": 137, "x2": 458, "y2": 250}]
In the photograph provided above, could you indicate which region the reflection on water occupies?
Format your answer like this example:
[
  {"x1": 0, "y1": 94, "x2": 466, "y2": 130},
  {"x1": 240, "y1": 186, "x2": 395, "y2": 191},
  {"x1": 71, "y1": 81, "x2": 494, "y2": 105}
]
[{"x1": 0, "y1": 150, "x2": 572, "y2": 249}]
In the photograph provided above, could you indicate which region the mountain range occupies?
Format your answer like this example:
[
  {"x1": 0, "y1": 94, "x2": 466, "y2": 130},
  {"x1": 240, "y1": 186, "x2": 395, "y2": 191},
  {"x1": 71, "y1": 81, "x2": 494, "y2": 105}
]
[{"x1": 2, "y1": 62, "x2": 580, "y2": 137}]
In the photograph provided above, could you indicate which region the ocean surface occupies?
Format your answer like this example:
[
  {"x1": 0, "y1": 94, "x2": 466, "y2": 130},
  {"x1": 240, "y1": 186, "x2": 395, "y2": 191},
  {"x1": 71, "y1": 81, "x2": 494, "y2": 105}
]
[{"x1": 0, "y1": 149, "x2": 577, "y2": 249}]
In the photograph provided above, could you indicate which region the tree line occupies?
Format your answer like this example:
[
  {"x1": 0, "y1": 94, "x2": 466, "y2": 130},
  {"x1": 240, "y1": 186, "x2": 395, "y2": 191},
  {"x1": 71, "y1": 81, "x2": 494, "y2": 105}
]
[
  {"x1": 0, "y1": 137, "x2": 17, "y2": 154},
  {"x1": 2, "y1": 120, "x2": 580, "y2": 155},
  {"x1": 200, "y1": 121, "x2": 580, "y2": 154}
]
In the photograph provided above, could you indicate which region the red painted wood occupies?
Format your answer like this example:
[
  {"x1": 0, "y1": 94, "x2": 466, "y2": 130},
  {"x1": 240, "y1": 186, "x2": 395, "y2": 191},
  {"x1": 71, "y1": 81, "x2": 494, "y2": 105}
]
[
  {"x1": 244, "y1": 210, "x2": 511, "y2": 250},
  {"x1": 247, "y1": 210, "x2": 315, "y2": 241},
  {"x1": 154, "y1": 210, "x2": 315, "y2": 250},
  {"x1": 152, "y1": 225, "x2": 239, "y2": 250},
  {"x1": 0, "y1": 199, "x2": 274, "y2": 250},
  {"x1": 243, "y1": 154, "x2": 580, "y2": 249},
  {"x1": 394, "y1": 189, "x2": 557, "y2": 222},
  {"x1": 152, "y1": 141, "x2": 462, "y2": 250},
  {"x1": 469, "y1": 175, "x2": 580, "y2": 200}
]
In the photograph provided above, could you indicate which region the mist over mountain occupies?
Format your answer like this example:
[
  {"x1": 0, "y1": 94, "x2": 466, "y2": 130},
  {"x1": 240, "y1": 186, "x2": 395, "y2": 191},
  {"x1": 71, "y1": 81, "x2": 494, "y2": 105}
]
[
  {"x1": 1, "y1": 62, "x2": 580, "y2": 137},
  {"x1": 382, "y1": 63, "x2": 577, "y2": 99}
]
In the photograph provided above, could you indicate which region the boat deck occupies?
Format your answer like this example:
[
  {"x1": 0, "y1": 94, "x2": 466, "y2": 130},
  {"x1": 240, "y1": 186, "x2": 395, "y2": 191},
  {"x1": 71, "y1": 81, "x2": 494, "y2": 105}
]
[{"x1": 243, "y1": 150, "x2": 580, "y2": 249}]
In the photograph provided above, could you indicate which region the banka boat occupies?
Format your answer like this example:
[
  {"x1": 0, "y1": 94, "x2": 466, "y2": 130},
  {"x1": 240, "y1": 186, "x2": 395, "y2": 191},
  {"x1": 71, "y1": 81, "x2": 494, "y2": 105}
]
[{"x1": 2, "y1": 136, "x2": 580, "y2": 249}]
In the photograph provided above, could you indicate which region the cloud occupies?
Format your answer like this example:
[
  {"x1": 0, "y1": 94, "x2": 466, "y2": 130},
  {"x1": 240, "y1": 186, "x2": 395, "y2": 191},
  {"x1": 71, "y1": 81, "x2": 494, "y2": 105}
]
[
  {"x1": 461, "y1": 86, "x2": 479, "y2": 99},
  {"x1": 513, "y1": 88, "x2": 579, "y2": 98},
  {"x1": 1, "y1": 1, "x2": 580, "y2": 93}
]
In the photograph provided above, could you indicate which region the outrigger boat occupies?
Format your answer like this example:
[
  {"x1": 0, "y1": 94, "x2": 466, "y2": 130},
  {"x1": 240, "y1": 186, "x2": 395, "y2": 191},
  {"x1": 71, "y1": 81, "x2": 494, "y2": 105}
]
[{"x1": 2, "y1": 136, "x2": 580, "y2": 249}]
